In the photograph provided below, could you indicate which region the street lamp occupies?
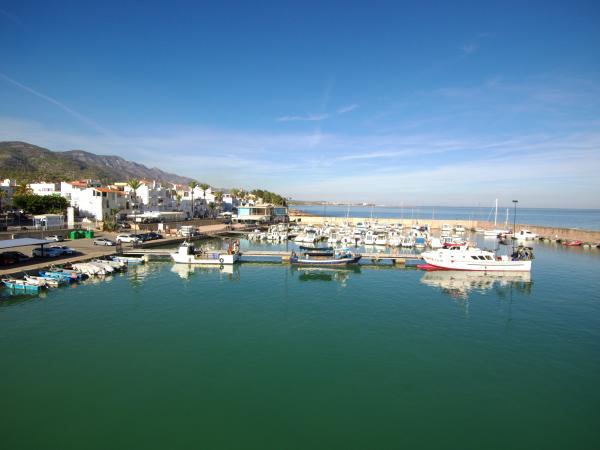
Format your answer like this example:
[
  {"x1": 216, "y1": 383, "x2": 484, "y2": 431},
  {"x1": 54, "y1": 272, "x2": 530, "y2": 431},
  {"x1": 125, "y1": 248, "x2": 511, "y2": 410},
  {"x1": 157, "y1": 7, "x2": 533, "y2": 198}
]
[{"x1": 512, "y1": 200, "x2": 518, "y2": 250}]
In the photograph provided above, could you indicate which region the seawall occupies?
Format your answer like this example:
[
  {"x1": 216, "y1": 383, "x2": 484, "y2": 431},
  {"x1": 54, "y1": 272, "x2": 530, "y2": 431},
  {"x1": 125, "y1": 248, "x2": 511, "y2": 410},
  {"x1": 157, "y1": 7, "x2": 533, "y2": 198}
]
[{"x1": 289, "y1": 215, "x2": 600, "y2": 243}]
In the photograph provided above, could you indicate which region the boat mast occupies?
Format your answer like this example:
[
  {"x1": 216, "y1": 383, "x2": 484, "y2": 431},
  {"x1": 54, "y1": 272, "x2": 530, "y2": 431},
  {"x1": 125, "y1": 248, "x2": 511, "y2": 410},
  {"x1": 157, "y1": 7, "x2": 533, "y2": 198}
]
[{"x1": 494, "y1": 198, "x2": 498, "y2": 227}]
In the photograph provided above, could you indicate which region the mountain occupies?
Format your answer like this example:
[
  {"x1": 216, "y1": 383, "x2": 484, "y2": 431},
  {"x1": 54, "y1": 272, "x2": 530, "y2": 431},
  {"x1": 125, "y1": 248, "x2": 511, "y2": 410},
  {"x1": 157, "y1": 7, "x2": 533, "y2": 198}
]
[{"x1": 0, "y1": 141, "x2": 192, "y2": 184}]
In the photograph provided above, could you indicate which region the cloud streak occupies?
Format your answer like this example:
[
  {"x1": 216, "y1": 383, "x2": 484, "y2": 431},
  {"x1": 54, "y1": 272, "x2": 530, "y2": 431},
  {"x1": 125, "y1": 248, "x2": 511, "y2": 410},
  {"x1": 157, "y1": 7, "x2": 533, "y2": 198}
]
[
  {"x1": 0, "y1": 72, "x2": 113, "y2": 136},
  {"x1": 276, "y1": 113, "x2": 330, "y2": 122},
  {"x1": 337, "y1": 103, "x2": 359, "y2": 114}
]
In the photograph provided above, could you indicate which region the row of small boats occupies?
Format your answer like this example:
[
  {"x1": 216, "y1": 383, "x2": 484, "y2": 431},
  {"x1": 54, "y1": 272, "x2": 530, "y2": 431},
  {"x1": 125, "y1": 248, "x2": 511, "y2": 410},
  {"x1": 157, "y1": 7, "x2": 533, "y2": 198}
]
[{"x1": 1, "y1": 256, "x2": 146, "y2": 294}]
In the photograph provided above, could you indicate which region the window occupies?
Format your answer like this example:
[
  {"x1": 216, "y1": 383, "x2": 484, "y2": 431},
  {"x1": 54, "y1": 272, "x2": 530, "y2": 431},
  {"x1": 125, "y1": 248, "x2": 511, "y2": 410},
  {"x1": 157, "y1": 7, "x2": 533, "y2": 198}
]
[
  {"x1": 471, "y1": 256, "x2": 479, "y2": 260},
  {"x1": 478, "y1": 256, "x2": 486, "y2": 260},
  {"x1": 485, "y1": 256, "x2": 493, "y2": 260}
]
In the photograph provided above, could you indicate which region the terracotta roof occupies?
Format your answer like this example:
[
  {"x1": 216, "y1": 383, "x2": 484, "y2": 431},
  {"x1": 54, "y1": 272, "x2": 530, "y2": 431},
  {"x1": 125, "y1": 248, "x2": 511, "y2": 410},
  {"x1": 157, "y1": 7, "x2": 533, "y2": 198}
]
[{"x1": 96, "y1": 188, "x2": 125, "y2": 194}]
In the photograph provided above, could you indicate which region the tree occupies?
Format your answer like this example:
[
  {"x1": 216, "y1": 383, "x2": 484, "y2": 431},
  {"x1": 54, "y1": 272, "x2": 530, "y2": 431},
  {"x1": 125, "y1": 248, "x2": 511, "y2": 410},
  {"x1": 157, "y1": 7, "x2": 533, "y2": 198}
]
[
  {"x1": 188, "y1": 180, "x2": 198, "y2": 218},
  {"x1": 176, "y1": 194, "x2": 182, "y2": 212},
  {"x1": 214, "y1": 191, "x2": 224, "y2": 212},
  {"x1": 127, "y1": 178, "x2": 142, "y2": 231},
  {"x1": 0, "y1": 189, "x2": 5, "y2": 212},
  {"x1": 12, "y1": 193, "x2": 69, "y2": 214},
  {"x1": 199, "y1": 183, "x2": 210, "y2": 203}
]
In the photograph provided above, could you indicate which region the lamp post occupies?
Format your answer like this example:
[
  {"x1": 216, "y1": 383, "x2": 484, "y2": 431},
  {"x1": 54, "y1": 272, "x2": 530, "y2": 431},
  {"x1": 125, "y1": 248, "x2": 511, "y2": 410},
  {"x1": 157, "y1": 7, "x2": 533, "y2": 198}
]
[{"x1": 512, "y1": 200, "x2": 518, "y2": 251}]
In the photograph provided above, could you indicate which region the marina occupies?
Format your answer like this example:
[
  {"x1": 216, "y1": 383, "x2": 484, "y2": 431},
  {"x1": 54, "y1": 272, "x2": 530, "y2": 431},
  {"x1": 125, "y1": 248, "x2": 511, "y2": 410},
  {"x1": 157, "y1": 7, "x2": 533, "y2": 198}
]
[{"x1": 1, "y1": 234, "x2": 599, "y2": 450}]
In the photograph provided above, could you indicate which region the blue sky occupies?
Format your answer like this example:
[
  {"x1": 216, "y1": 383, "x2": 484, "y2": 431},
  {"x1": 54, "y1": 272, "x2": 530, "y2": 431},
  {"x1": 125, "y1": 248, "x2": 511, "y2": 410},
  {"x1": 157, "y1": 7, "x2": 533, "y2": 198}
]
[{"x1": 1, "y1": 0, "x2": 599, "y2": 207}]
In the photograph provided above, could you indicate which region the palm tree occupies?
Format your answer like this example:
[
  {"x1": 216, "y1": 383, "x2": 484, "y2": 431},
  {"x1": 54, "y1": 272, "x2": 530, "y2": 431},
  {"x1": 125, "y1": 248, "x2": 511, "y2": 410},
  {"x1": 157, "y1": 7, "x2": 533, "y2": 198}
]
[
  {"x1": 176, "y1": 194, "x2": 182, "y2": 212},
  {"x1": 199, "y1": 183, "x2": 210, "y2": 201},
  {"x1": 0, "y1": 189, "x2": 5, "y2": 213},
  {"x1": 188, "y1": 180, "x2": 198, "y2": 218},
  {"x1": 127, "y1": 178, "x2": 142, "y2": 231}
]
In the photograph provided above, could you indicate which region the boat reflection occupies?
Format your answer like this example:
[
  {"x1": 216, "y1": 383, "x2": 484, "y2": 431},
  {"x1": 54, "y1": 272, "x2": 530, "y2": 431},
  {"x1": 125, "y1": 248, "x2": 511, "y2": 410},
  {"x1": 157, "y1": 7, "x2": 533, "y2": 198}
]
[
  {"x1": 291, "y1": 265, "x2": 361, "y2": 287},
  {"x1": 170, "y1": 263, "x2": 240, "y2": 281},
  {"x1": 420, "y1": 270, "x2": 532, "y2": 299}
]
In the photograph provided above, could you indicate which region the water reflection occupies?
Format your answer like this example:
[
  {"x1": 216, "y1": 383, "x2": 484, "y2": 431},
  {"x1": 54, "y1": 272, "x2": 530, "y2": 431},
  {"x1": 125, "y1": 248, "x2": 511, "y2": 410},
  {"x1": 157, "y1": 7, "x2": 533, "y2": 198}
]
[
  {"x1": 290, "y1": 265, "x2": 361, "y2": 287},
  {"x1": 170, "y1": 263, "x2": 240, "y2": 281},
  {"x1": 420, "y1": 270, "x2": 533, "y2": 300}
]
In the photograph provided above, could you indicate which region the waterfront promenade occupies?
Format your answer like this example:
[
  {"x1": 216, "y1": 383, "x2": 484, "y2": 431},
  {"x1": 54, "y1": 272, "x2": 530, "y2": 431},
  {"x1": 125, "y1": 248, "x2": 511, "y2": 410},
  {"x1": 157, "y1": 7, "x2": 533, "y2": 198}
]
[{"x1": 0, "y1": 223, "x2": 247, "y2": 277}]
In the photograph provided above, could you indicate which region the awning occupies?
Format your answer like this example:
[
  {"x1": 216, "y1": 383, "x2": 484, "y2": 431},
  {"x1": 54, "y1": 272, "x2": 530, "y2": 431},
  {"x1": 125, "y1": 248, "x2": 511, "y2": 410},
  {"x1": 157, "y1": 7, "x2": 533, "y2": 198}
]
[{"x1": 0, "y1": 238, "x2": 53, "y2": 250}]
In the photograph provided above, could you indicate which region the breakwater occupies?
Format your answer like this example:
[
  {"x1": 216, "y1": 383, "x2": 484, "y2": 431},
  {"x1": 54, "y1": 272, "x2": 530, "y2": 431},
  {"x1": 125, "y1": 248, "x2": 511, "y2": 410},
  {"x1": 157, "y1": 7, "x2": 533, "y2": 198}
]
[{"x1": 290, "y1": 215, "x2": 600, "y2": 244}]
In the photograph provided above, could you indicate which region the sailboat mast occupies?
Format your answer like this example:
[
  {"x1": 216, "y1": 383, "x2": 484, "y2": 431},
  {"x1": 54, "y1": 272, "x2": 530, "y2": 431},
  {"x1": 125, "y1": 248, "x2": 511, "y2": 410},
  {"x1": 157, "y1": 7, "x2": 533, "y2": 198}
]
[{"x1": 494, "y1": 198, "x2": 498, "y2": 227}]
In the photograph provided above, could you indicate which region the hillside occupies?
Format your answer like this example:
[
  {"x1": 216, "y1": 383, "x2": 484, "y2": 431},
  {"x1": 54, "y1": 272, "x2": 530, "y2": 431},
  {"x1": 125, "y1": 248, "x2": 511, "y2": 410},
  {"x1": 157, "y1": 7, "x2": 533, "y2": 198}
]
[{"x1": 0, "y1": 141, "x2": 192, "y2": 184}]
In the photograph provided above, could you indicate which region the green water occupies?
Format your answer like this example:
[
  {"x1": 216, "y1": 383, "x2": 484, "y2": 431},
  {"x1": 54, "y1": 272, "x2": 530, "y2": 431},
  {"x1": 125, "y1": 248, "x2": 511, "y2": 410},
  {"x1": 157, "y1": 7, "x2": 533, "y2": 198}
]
[{"x1": 1, "y1": 241, "x2": 600, "y2": 449}]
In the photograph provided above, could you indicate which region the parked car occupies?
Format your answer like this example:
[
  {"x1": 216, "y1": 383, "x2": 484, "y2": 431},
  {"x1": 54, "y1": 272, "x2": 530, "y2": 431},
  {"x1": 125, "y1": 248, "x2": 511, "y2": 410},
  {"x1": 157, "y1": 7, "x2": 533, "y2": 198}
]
[
  {"x1": 136, "y1": 233, "x2": 151, "y2": 242},
  {"x1": 45, "y1": 235, "x2": 65, "y2": 242},
  {"x1": 32, "y1": 247, "x2": 63, "y2": 258},
  {"x1": 0, "y1": 251, "x2": 29, "y2": 265},
  {"x1": 117, "y1": 222, "x2": 131, "y2": 229},
  {"x1": 116, "y1": 233, "x2": 141, "y2": 244},
  {"x1": 147, "y1": 232, "x2": 163, "y2": 240},
  {"x1": 49, "y1": 245, "x2": 76, "y2": 255},
  {"x1": 93, "y1": 237, "x2": 116, "y2": 246}
]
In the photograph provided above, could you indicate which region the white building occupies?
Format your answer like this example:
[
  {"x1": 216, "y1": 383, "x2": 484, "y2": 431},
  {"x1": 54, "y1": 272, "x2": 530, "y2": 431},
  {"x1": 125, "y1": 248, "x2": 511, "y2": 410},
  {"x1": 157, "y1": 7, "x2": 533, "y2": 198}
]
[
  {"x1": 28, "y1": 182, "x2": 60, "y2": 196},
  {"x1": 69, "y1": 187, "x2": 128, "y2": 221},
  {"x1": 124, "y1": 180, "x2": 176, "y2": 212}
]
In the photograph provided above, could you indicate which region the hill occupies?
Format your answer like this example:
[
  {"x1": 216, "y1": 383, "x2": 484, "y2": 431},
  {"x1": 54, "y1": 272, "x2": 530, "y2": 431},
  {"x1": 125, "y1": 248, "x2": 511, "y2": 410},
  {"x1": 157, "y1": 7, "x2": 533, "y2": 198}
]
[{"x1": 0, "y1": 141, "x2": 192, "y2": 184}]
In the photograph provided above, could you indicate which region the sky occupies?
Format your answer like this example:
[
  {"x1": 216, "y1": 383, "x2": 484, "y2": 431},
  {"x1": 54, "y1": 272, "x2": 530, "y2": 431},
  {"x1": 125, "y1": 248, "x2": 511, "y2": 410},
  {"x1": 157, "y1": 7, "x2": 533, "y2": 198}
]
[{"x1": 1, "y1": 0, "x2": 599, "y2": 208}]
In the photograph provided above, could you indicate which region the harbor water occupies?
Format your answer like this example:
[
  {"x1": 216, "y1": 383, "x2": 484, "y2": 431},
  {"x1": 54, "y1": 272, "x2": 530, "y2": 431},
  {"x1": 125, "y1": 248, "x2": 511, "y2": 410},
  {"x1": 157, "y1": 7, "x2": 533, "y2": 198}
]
[
  {"x1": 295, "y1": 205, "x2": 600, "y2": 230},
  {"x1": 1, "y1": 238, "x2": 600, "y2": 449}
]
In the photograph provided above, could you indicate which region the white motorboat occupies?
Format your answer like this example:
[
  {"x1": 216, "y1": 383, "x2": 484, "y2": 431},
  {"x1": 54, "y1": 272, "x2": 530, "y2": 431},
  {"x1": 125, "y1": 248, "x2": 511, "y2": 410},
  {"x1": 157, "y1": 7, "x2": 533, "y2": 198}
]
[
  {"x1": 171, "y1": 241, "x2": 240, "y2": 265},
  {"x1": 514, "y1": 229, "x2": 538, "y2": 240},
  {"x1": 421, "y1": 245, "x2": 533, "y2": 272},
  {"x1": 441, "y1": 224, "x2": 452, "y2": 237},
  {"x1": 364, "y1": 231, "x2": 376, "y2": 245}
]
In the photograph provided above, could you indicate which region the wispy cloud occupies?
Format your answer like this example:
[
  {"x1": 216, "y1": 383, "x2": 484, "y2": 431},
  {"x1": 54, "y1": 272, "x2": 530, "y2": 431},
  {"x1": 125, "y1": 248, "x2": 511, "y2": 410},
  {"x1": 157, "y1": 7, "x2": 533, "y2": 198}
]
[
  {"x1": 460, "y1": 33, "x2": 492, "y2": 57},
  {"x1": 276, "y1": 113, "x2": 330, "y2": 122},
  {"x1": 0, "y1": 72, "x2": 113, "y2": 136},
  {"x1": 0, "y1": 8, "x2": 23, "y2": 28},
  {"x1": 337, "y1": 103, "x2": 359, "y2": 114}
]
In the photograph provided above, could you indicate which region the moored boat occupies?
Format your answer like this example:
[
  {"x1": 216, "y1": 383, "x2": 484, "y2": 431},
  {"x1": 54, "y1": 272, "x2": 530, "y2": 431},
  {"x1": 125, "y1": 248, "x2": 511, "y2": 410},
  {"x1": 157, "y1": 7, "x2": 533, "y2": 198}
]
[
  {"x1": 421, "y1": 244, "x2": 533, "y2": 272},
  {"x1": 2, "y1": 278, "x2": 41, "y2": 292},
  {"x1": 290, "y1": 249, "x2": 361, "y2": 266},
  {"x1": 171, "y1": 241, "x2": 240, "y2": 265}
]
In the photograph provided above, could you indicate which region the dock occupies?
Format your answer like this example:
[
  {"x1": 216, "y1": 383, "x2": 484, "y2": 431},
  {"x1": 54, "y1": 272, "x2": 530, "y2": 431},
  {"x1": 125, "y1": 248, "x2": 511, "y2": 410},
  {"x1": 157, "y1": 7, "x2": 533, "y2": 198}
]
[{"x1": 121, "y1": 248, "x2": 418, "y2": 265}]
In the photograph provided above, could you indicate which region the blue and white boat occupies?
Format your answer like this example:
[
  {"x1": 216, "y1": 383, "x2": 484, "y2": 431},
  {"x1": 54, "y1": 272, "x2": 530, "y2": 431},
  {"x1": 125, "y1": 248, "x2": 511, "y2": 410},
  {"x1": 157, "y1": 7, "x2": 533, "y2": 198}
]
[
  {"x1": 39, "y1": 270, "x2": 79, "y2": 283},
  {"x1": 290, "y1": 249, "x2": 361, "y2": 266},
  {"x1": 2, "y1": 278, "x2": 41, "y2": 292}
]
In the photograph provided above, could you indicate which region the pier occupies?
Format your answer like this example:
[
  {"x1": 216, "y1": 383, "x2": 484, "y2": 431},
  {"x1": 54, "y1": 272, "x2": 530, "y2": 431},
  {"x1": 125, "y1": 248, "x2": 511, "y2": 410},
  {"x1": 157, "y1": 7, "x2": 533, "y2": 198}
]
[{"x1": 121, "y1": 248, "x2": 416, "y2": 265}]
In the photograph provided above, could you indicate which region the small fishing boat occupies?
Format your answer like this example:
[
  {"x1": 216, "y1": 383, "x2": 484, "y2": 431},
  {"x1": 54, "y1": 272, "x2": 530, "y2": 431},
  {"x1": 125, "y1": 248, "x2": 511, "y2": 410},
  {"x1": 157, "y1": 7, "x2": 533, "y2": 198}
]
[
  {"x1": 2, "y1": 278, "x2": 41, "y2": 292},
  {"x1": 72, "y1": 263, "x2": 106, "y2": 276},
  {"x1": 563, "y1": 240, "x2": 583, "y2": 246},
  {"x1": 171, "y1": 241, "x2": 240, "y2": 265},
  {"x1": 290, "y1": 249, "x2": 361, "y2": 266},
  {"x1": 112, "y1": 255, "x2": 147, "y2": 265},
  {"x1": 24, "y1": 275, "x2": 60, "y2": 288},
  {"x1": 39, "y1": 269, "x2": 79, "y2": 282}
]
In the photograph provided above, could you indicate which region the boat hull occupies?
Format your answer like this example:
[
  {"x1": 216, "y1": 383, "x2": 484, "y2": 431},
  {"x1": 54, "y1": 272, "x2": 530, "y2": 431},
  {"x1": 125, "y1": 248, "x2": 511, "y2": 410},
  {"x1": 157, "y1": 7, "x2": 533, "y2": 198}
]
[
  {"x1": 290, "y1": 256, "x2": 361, "y2": 266},
  {"x1": 421, "y1": 254, "x2": 531, "y2": 272}
]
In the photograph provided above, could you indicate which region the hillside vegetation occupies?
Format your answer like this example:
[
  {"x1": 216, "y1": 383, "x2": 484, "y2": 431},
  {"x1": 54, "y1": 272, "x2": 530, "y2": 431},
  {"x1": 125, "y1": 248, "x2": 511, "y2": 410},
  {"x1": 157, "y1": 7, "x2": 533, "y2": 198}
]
[{"x1": 0, "y1": 141, "x2": 191, "y2": 184}]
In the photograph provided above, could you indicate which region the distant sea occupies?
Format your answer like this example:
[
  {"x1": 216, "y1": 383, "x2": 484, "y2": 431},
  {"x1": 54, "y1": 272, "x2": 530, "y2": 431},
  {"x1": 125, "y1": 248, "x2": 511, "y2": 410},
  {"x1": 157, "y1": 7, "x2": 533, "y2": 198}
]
[{"x1": 294, "y1": 205, "x2": 600, "y2": 230}]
